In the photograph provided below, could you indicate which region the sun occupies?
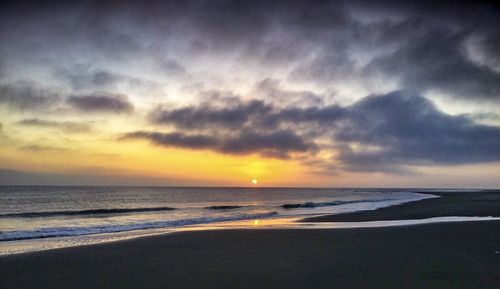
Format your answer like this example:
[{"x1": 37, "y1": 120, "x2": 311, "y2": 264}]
[{"x1": 252, "y1": 179, "x2": 258, "y2": 185}]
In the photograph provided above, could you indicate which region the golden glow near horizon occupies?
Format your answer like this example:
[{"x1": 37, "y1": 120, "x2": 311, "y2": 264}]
[{"x1": 252, "y1": 179, "x2": 258, "y2": 185}]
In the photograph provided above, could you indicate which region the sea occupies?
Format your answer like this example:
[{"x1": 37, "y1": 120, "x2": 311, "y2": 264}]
[{"x1": 0, "y1": 186, "x2": 435, "y2": 255}]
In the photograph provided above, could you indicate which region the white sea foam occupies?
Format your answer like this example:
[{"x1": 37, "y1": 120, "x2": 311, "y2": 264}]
[{"x1": 0, "y1": 212, "x2": 278, "y2": 242}]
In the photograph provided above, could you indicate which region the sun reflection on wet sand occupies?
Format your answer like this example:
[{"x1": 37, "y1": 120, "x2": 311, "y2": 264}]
[
  {"x1": 180, "y1": 215, "x2": 500, "y2": 231},
  {"x1": 3, "y1": 215, "x2": 500, "y2": 256}
]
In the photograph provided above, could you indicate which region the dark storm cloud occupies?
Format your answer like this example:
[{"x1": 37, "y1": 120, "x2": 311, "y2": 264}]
[
  {"x1": 67, "y1": 94, "x2": 133, "y2": 113},
  {"x1": 0, "y1": 83, "x2": 60, "y2": 111},
  {"x1": 122, "y1": 129, "x2": 317, "y2": 159},
  {"x1": 17, "y1": 118, "x2": 92, "y2": 133},
  {"x1": 142, "y1": 90, "x2": 500, "y2": 170}
]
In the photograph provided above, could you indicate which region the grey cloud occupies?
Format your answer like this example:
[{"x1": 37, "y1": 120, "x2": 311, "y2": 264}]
[
  {"x1": 287, "y1": 2, "x2": 500, "y2": 101},
  {"x1": 17, "y1": 118, "x2": 92, "y2": 133},
  {"x1": 466, "y1": 112, "x2": 500, "y2": 124},
  {"x1": 159, "y1": 60, "x2": 189, "y2": 78},
  {"x1": 122, "y1": 129, "x2": 317, "y2": 159},
  {"x1": 151, "y1": 99, "x2": 272, "y2": 130},
  {"x1": 218, "y1": 130, "x2": 317, "y2": 158},
  {"x1": 365, "y1": 27, "x2": 500, "y2": 100},
  {"x1": 145, "y1": 90, "x2": 500, "y2": 171},
  {"x1": 1, "y1": 1, "x2": 141, "y2": 62},
  {"x1": 2, "y1": 0, "x2": 499, "y2": 103},
  {"x1": 123, "y1": 131, "x2": 217, "y2": 150},
  {"x1": 54, "y1": 66, "x2": 122, "y2": 90},
  {"x1": 67, "y1": 94, "x2": 133, "y2": 113},
  {"x1": 151, "y1": 94, "x2": 344, "y2": 131},
  {"x1": 19, "y1": 144, "x2": 68, "y2": 152},
  {"x1": 335, "y1": 91, "x2": 500, "y2": 171},
  {"x1": 252, "y1": 79, "x2": 325, "y2": 107},
  {"x1": 0, "y1": 83, "x2": 60, "y2": 111},
  {"x1": 54, "y1": 65, "x2": 161, "y2": 93},
  {"x1": 476, "y1": 30, "x2": 500, "y2": 70}
]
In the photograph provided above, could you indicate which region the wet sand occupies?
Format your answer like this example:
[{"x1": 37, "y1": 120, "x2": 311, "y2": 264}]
[
  {"x1": 302, "y1": 190, "x2": 500, "y2": 222},
  {"x1": 1, "y1": 191, "x2": 499, "y2": 289}
]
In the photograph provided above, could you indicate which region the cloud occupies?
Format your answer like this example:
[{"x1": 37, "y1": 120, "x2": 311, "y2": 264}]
[
  {"x1": 2, "y1": 0, "x2": 499, "y2": 104},
  {"x1": 17, "y1": 118, "x2": 92, "y2": 133},
  {"x1": 151, "y1": 99, "x2": 273, "y2": 130},
  {"x1": 477, "y1": 30, "x2": 500, "y2": 70},
  {"x1": 122, "y1": 131, "x2": 217, "y2": 149},
  {"x1": 334, "y1": 91, "x2": 500, "y2": 171},
  {"x1": 53, "y1": 64, "x2": 162, "y2": 95},
  {"x1": 0, "y1": 83, "x2": 60, "y2": 111},
  {"x1": 151, "y1": 94, "x2": 345, "y2": 133},
  {"x1": 121, "y1": 129, "x2": 317, "y2": 159},
  {"x1": 251, "y1": 79, "x2": 325, "y2": 107},
  {"x1": 67, "y1": 94, "x2": 133, "y2": 113},
  {"x1": 141, "y1": 90, "x2": 500, "y2": 171},
  {"x1": 159, "y1": 59, "x2": 189, "y2": 78},
  {"x1": 285, "y1": 2, "x2": 500, "y2": 101},
  {"x1": 54, "y1": 65, "x2": 122, "y2": 90},
  {"x1": 19, "y1": 144, "x2": 68, "y2": 152},
  {"x1": 364, "y1": 27, "x2": 500, "y2": 101}
]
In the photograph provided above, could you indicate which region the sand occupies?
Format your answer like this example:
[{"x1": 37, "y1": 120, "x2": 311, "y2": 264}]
[{"x1": 302, "y1": 190, "x2": 500, "y2": 222}]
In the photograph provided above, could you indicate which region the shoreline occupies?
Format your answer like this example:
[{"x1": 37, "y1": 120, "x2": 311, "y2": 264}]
[
  {"x1": 301, "y1": 190, "x2": 500, "y2": 222},
  {"x1": 0, "y1": 191, "x2": 434, "y2": 255},
  {"x1": 1, "y1": 190, "x2": 498, "y2": 256},
  {"x1": 1, "y1": 190, "x2": 499, "y2": 288}
]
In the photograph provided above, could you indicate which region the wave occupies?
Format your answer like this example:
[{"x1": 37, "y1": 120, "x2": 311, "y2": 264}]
[
  {"x1": 281, "y1": 198, "x2": 396, "y2": 209},
  {"x1": 0, "y1": 207, "x2": 176, "y2": 218},
  {"x1": 0, "y1": 211, "x2": 278, "y2": 242},
  {"x1": 205, "y1": 205, "x2": 242, "y2": 210}
]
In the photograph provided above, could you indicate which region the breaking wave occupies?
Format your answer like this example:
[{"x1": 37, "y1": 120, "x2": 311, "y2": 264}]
[
  {"x1": 281, "y1": 198, "x2": 396, "y2": 209},
  {"x1": 0, "y1": 211, "x2": 278, "y2": 242},
  {"x1": 0, "y1": 207, "x2": 176, "y2": 218}
]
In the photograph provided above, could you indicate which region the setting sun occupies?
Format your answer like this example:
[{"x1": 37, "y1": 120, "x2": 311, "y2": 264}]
[{"x1": 252, "y1": 179, "x2": 258, "y2": 185}]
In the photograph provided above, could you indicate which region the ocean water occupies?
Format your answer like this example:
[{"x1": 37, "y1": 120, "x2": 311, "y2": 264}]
[{"x1": 0, "y1": 186, "x2": 433, "y2": 254}]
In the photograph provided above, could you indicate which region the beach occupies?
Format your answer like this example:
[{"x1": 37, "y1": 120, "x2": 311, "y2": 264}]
[
  {"x1": 302, "y1": 190, "x2": 500, "y2": 222},
  {"x1": 0, "y1": 191, "x2": 499, "y2": 289}
]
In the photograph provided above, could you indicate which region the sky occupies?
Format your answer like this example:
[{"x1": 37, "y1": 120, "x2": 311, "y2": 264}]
[{"x1": 0, "y1": 0, "x2": 499, "y2": 187}]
